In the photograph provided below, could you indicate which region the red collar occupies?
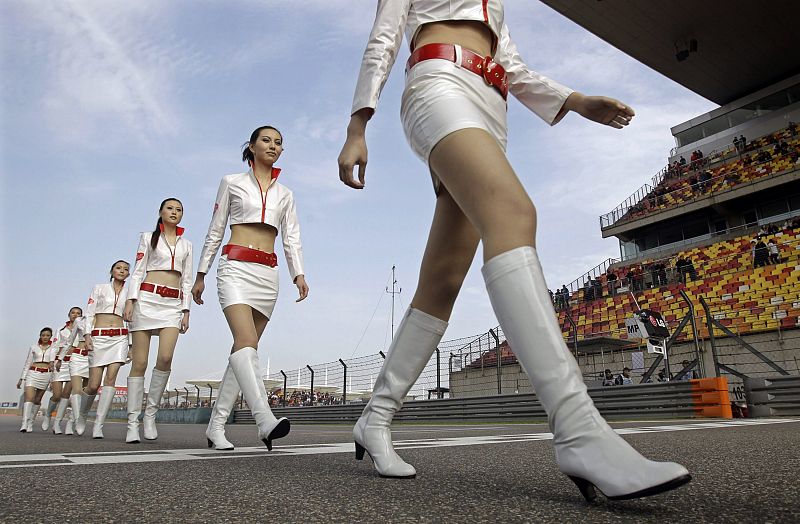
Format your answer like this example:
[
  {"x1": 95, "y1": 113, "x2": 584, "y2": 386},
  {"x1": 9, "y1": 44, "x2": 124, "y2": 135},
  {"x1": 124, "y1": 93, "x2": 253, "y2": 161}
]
[
  {"x1": 248, "y1": 164, "x2": 281, "y2": 181},
  {"x1": 159, "y1": 223, "x2": 185, "y2": 236},
  {"x1": 63, "y1": 321, "x2": 72, "y2": 329}
]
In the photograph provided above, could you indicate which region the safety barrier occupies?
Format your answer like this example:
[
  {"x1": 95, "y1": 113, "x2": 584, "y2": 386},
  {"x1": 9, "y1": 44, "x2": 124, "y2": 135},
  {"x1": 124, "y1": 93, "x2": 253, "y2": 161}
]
[
  {"x1": 744, "y1": 376, "x2": 800, "y2": 417},
  {"x1": 233, "y1": 378, "x2": 733, "y2": 424}
]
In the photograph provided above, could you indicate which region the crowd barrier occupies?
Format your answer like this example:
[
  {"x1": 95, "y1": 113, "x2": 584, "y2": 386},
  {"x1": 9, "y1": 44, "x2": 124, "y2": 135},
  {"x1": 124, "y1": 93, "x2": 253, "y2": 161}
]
[
  {"x1": 744, "y1": 375, "x2": 800, "y2": 417},
  {"x1": 232, "y1": 378, "x2": 732, "y2": 424}
]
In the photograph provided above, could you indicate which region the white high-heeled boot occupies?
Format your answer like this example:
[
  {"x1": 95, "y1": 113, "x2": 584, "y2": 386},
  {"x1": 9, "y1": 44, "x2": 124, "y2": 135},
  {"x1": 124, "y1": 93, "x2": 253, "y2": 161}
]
[
  {"x1": 20, "y1": 402, "x2": 34, "y2": 432},
  {"x1": 482, "y1": 247, "x2": 691, "y2": 501},
  {"x1": 228, "y1": 348, "x2": 289, "y2": 450},
  {"x1": 53, "y1": 398, "x2": 69, "y2": 434},
  {"x1": 74, "y1": 392, "x2": 96, "y2": 436},
  {"x1": 205, "y1": 364, "x2": 238, "y2": 450},
  {"x1": 92, "y1": 386, "x2": 115, "y2": 439},
  {"x1": 27, "y1": 404, "x2": 38, "y2": 432},
  {"x1": 126, "y1": 377, "x2": 144, "y2": 443},
  {"x1": 42, "y1": 399, "x2": 57, "y2": 431},
  {"x1": 64, "y1": 409, "x2": 74, "y2": 435},
  {"x1": 353, "y1": 308, "x2": 447, "y2": 478},
  {"x1": 143, "y1": 369, "x2": 170, "y2": 440}
]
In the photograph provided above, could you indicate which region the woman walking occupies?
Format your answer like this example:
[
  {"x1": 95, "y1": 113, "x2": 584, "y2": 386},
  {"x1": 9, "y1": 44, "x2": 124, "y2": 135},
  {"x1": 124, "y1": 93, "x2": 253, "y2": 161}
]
[
  {"x1": 123, "y1": 198, "x2": 193, "y2": 443},
  {"x1": 337, "y1": 0, "x2": 690, "y2": 501},
  {"x1": 192, "y1": 125, "x2": 308, "y2": 450},
  {"x1": 17, "y1": 327, "x2": 57, "y2": 432},
  {"x1": 81, "y1": 260, "x2": 130, "y2": 439}
]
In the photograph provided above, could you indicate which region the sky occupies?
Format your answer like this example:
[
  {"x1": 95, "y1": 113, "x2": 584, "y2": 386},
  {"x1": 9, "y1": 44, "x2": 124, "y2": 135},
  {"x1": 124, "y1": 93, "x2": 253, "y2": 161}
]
[{"x1": 0, "y1": 1, "x2": 717, "y2": 403}]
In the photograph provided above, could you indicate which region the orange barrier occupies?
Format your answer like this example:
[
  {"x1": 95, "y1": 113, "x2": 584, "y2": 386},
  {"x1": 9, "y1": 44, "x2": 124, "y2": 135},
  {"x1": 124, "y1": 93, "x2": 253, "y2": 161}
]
[{"x1": 690, "y1": 377, "x2": 733, "y2": 418}]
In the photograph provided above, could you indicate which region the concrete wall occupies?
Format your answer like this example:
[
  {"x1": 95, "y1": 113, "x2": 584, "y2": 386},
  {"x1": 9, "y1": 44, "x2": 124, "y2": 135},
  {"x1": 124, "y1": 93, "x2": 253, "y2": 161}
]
[{"x1": 449, "y1": 329, "x2": 800, "y2": 401}]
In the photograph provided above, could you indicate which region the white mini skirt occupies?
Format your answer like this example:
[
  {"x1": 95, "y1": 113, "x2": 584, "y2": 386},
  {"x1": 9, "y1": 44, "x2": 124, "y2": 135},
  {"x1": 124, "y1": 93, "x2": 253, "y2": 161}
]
[
  {"x1": 53, "y1": 363, "x2": 71, "y2": 383},
  {"x1": 89, "y1": 335, "x2": 129, "y2": 368},
  {"x1": 401, "y1": 57, "x2": 508, "y2": 193},
  {"x1": 25, "y1": 369, "x2": 51, "y2": 390},
  {"x1": 69, "y1": 353, "x2": 90, "y2": 379},
  {"x1": 129, "y1": 287, "x2": 183, "y2": 333},
  {"x1": 217, "y1": 255, "x2": 279, "y2": 319}
]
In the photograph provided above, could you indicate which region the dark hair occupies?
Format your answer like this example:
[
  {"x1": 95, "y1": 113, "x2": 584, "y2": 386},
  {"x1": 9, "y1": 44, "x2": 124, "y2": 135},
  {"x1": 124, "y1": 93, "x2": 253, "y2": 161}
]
[
  {"x1": 38, "y1": 327, "x2": 53, "y2": 344},
  {"x1": 242, "y1": 125, "x2": 283, "y2": 164},
  {"x1": 150, "y1": 198, "x2": 183, "y2": 250},
  {"x1": 69, "y1": 306, "x2": 83, "y2": 316},
  {"x1": 109, "y1": 260, "x2": 130, "y2": 281}
]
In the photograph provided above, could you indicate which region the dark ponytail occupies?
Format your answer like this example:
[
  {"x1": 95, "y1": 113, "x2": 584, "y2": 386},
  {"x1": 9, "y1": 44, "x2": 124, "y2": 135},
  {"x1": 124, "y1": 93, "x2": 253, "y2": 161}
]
[
  {"x1": 242, "y1": 125, "x2": 283, "y2": 164},
  {"x1": 151, "y1": 198, "x2": 183, "y2": 249}
]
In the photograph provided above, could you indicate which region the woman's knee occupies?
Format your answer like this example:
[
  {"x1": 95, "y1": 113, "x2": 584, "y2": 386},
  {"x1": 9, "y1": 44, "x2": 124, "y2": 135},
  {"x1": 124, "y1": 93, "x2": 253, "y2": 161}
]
[{"x1": 154, "y1": 354, "x2": 173, "y2": 371}]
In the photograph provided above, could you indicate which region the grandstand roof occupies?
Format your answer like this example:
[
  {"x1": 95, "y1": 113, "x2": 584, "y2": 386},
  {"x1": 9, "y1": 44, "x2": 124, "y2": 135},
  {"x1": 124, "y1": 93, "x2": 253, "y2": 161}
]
[{"x1": 539, "y1": 0, "x2": 800, "y2": 105}]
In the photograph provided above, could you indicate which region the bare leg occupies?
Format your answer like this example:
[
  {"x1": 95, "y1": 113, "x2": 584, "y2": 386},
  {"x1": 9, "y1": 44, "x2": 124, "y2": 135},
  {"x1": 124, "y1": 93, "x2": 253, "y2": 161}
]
[
  {"x1": 154, "y1": 328, "x2": 180, "y2": 372},
  {"x1": 51, "y1": 381, "x2": 63, "y2": 402},
  {"x1": 429, "y1": 128, "x2": 537, "y2": 260},
  {"x1": 85, "y1": 367, "x2": 104, "y2": 395},
  {"x1": 429, "y1": 128, "x2": 690, "y2": 500},
  {"x1": 129, "y1": 331, "x2": 153, "y2": 377},
  {"x1": 410, "y1": 186, "x2": 480, "y2": 320},
  {"x1": 223, "y1": 304, "x2": 260, "y2": 352}
]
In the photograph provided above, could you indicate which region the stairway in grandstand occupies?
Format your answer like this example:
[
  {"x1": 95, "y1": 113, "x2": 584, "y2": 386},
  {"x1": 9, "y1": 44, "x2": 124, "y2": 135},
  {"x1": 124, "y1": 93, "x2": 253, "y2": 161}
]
[{"x1": 558, "y1": 227, "x2": 800, "y2": 342}]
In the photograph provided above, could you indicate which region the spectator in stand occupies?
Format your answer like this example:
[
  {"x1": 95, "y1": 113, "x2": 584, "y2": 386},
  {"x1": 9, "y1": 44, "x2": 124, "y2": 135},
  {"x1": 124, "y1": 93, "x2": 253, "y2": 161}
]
[
  {"x1": 592, "y1": 278, "x2": 603, "y2": 300},
  {"x1": 677, "y1": 360, "x2": 696, "y2": 380},
  {"x1": 733, "y1": 136, "x2": 742, "y2": 154},
  {"x1": 583, "y1": 279, "x2": 594, "y2": 302},
  {"x1": 606, "y1": 270, "x2": 618, "y2": 295},
  {"x1": 767, "y1": 223, "x2": 779, "y2": 235},
  {"x1": 739, "y1": 135, "x2": 747, "y2": 151},
  {"x1": 767, "y1": 239, "x2": 781, "y2": 264},
  {"x1": 625, "y1": 268, "x2": 639, "y2": 292},
  {"x1": 788, "y1": 121, "x2": 797, "y2": 137},
  {"x1": 614, "y1": 367, "x2": 632, "y2": 385},
  {"x1": 559, "y1": 285, "x2": 570, "y2": 309},
  {"x1": 698, "y1": 170, "x2": 712, "y2": 192},
  {"x1": 678, "y1": 156, "x2": 686, "y2": 167},
  {"x1": 753, "y1": 238, "x2": 769, "y2": 268},
  {"x1": 657, "y1": 263, "x2": 668, "y2": 286},
  {"x1": 656, "y1": 369, "x2": 668, "y2": 382},
  {"x1": 602, "y1": 369, "x2": 615, "y2": 387},
  {"x1": 549, "y1": 288, "x2": 555, "y2": 306}
]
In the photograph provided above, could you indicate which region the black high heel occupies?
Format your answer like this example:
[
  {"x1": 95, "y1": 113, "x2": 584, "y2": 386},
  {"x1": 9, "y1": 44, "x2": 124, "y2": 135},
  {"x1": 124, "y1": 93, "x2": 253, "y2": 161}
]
[
  {"x1": 568, "y1": 474, "x2": 693, "y2": 502},
  {"x1": 262, "y1": 418, "x2": 290, "y2": 451},
  {"x1": 355, "y1": 442, "x2": 366, "y2": 460},
  {"x1": 207, "y1": 438, "x2": 213, "y2": 449}
]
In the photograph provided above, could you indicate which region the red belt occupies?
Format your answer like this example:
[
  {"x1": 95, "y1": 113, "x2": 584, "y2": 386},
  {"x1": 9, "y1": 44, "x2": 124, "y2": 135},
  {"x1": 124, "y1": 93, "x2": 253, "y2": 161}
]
[
  {"x1": 63, "y1": 355, "x2": 71, "y2": 362},
  {"x1": 29, "y1": 365, "x2": 50, "y2": 372},
  {"x1": 223, "y1": 244, "x2": 278, "y2": 267},
  {"x1": 407, "y1": 43, "x2": 508, "y2": 100},
  {"x1": 71, "y1": 347, "x2": 89, "y2": 356},
  {"x1": 91, "y1": 328, "x2": 129, "y2": 337},
  {"x1": 140, "y1": 282, "x2": 182, "y2": 299}
]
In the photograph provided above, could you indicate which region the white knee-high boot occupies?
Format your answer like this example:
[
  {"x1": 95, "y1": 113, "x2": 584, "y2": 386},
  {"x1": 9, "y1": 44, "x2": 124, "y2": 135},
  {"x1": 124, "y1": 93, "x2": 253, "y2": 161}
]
[
  {"x1": 64, "y1": 407, "x2": 74, "y2": 435},
  {"x1": 74, "y1": 392, "x2": 96, "y2": 436},
  {"x1": 482, "y1": 247, "x2": 690, "y2": 501},
  {"x1": 353, "y1": 308, "x2": 447, "y2": 478},
  {"x1": 53, "y1": 398, "x2": 69, "y2": 434},
  {"x1": 126, "y1": 377, "x2": 144, "y2": 443},
  {"x1": 20, "y1": 402, "x2": 34, "y2": 432},
  {"x1": 92, "y1": 387, "x2": 115, "y2": 439},
  {"x1": 205, "y1": 364, "x2": 238, "y2": 450},
  {"x1": 228, "y1": 348, "x2": 289, "y2": 450},
  {"x1": 42, "y1": 399, "x2": 57, "y2": 431},
  {"x1": 28, "y1": 404, "x2": 39, "y2": 432},
  {"x1": 143, "y1": 369, "x2": 169, "y2": 440}
]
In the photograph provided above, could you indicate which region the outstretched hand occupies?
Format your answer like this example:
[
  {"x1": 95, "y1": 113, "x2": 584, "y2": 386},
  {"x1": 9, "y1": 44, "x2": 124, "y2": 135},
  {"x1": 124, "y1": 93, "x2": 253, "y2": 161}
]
[{"x1": 567, "y1": 93, "x2": 635, "y2": 129}]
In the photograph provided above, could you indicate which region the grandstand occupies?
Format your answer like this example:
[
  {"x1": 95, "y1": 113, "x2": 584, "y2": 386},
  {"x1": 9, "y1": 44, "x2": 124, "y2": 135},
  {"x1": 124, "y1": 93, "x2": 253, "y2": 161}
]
[{"x1": 476, "y1": 2, "x2": 800, "y2": 396}]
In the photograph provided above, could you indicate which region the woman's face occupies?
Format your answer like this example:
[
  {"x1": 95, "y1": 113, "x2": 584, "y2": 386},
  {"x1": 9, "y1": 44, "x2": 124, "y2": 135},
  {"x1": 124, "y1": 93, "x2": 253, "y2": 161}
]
[
  {"x1": 68, "y1": 308, "x2": 81, "y2": 322},
  {"x1": 249, "y1": 128, "x2": 283, "y2": 165},
  {"x1": 111, "y1": 262, "x2": 130, "y2": 282},
  {"x1": 160, "y1": 200, "x2": 184, "y2": 227},
  {"x1": 40, "y1": 331, "x2": 52, "y2": 344}
]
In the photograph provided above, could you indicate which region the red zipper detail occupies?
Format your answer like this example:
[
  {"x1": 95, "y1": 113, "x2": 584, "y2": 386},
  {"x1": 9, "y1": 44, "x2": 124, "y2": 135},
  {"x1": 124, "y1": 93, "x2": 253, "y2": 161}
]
[
  {"x1": 255, "y1": 175, "x2": 267, "y2": 223},
  {"x1": 482, "y1": 0, "x2": 489, "y2": 23}
]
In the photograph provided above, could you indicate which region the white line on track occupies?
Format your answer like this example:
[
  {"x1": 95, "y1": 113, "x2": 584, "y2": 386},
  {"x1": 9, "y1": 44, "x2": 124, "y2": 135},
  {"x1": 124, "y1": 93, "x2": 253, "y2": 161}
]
[{"x1": 1, "y1": 418, "x2": 796, "y2": 469}]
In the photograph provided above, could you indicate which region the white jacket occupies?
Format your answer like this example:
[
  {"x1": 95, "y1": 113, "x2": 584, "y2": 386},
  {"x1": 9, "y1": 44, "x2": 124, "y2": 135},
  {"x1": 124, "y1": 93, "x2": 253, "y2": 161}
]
[
  {"x1": 55, "y1": 322, "x2": 76, "y2": 358},
  {"x1": 19, "y1": 342, "x2": 57, "y2": 380},
  {"x1": 352, "y1": 0, "x2": 574, "y2": 125},
  {"x1": 198, "y1": 169, "x2": 305, "y2": 281},
  {"x1": 128, "y1": 228, "x2": 194, "y2": 311},
  {"x1": 85, "y1": 282, "x2": 129, "y2": 333},
  {"x1": 60, "y1": 317, "x2": 88, "y2": 357}
]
